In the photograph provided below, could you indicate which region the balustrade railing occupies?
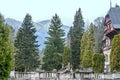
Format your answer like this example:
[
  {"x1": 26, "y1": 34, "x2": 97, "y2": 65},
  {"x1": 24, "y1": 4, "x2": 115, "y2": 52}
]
[{"x1": 9, "y1": 71, "x2": 120, "y2": 80}]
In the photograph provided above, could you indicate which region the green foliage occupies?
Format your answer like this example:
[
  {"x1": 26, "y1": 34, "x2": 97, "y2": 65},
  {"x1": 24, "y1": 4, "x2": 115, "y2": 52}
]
[
  {"x1": 82, "y1": 50, "x2": 93, "y2": 68},
  {"x1": 110, "y1": 34, "x2": 120, "y2": 72},
  {"x1": 62, "y1": 47, "x2": 70, "y2": 67},
  {"x1": 0, "y1": 14, "x2": 13, "y2": 79},
  {"x1": 70, "y1": 8, "x2": 84, "y2": 70},
  {"x1": 42, "y1": 46, "x2": 55, "y2": 71},
  {"x1": 80, "y1": 31, "x2": 88, "y2": 67},
  {"x1": 92, "y1": 53, "x2": 105, "y2": 73},
  {"x1": 14, "y1": 14, "x2": 40, "y2": 72},
  {"x1": 42, "y1": 14, "x2": 65, "y2": 71},
  {"x1": 80, "y1": 23, "x2": 95, "y2": 68}
]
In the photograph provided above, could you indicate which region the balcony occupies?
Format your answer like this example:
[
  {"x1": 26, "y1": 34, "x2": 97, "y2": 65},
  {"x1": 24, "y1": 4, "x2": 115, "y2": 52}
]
[{"x1": 105, "y1": 29, "x2": 117, "y2": 39}]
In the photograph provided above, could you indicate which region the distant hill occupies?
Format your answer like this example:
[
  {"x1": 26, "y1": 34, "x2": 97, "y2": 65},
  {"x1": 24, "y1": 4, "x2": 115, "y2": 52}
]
[
  {"x1": 5, "y1": 18, "x2": 70, "y2": 51},
  {"x1": 5, "y1": 18, "x2": 22, "y2": 34}
]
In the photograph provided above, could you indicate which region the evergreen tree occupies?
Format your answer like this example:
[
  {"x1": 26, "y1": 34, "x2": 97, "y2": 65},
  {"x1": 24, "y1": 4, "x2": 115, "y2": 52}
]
[
  {"x1": 62, "y1": 46, "x2": 70, "y2": 67},
  {"x1": 80, "y1": 31, "x2": 88, "y2": 67},
  {"x1": 42, "y1": 14, "x2": 65, "y2": 71},
  {"x1": 0, "y1": 14, "x2": 13, "y2": 79},
  {"x1": 92, "y1": 53, "x2": 105, "y2": 73},
  {"x1": 110, "y1": 34, "x2": 120, "y2": 72},
  {"x1": 14, "y1": 14, "x2": 40, "y2": 72},
  {"x1": 70, "y1": 8, "x2": 84, "y2": 70},
  {"x1": 81, "y1": 23, "x2": 95, "y2": 68}
]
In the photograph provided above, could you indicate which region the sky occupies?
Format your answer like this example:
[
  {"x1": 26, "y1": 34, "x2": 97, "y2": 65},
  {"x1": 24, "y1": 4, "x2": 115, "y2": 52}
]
[{"x1": 0, "y1": 0, "x2": 120, "y2": 26}]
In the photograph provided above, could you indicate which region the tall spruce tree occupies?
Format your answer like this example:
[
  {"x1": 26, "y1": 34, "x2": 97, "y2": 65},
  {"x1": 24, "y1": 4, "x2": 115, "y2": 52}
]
[
  {"x1": 70, "y1": 8, "x2": 84, "y2": 70},
  {"x1": 14, "y1": 14, "x2": 40, "y2": 72},
  {"x1": 0, "y1": 14, "x2": 13, "y2": 79},
  {"x1": 42, "y1": 14, "x2": 64, "y2": 71}
]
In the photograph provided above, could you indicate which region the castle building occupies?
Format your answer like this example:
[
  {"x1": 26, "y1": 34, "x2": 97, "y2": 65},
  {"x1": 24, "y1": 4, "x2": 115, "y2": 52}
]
[{"x1": 102, "y1": 7, "x2": 120, "y2": 72}]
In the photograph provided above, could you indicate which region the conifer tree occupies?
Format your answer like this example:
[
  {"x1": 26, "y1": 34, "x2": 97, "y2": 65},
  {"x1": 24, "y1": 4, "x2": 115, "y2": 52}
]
[
  {"x1": 92, "y1": 53, "x2": 105, "y2": 73},
  {"x1": 110, "y1": 34, "x2": 120, "y2": 72},
  {"x1": 14, "y1": 14, "x2": 40, "y2": 72},
  {"x1": 81, "y1": 23, "x2": 95, "y2": 68},
  {"x1": 62, "y1": 46, "x2": 70, "y2": 67},
  {"x1": 70, "y1": 8, "x2": 84, "y2": 70},
  {"x1": 0, "y1": 14, "x2": 13, "y2": 79},
  {"x1": 80, "y1": 31, "x2": 88, "y2": 67},
  {"x1": 42, "y1": 14, "x2": 65, "y2": 71}
]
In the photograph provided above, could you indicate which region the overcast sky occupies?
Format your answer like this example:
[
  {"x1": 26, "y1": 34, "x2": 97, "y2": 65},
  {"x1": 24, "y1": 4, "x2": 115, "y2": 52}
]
[{"x1": 0, "y1": 0, "x2": 120, "y2": 26}]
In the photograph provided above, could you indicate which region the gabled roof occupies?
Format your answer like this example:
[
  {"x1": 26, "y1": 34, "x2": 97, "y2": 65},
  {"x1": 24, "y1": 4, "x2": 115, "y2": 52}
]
[{"x1": 107, "y1": 7, "x2": 120, "y2": 28}]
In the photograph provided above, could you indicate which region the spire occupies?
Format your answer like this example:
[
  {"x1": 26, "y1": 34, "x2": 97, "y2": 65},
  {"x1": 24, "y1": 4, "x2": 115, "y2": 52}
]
[
  {"x1": 115, "y1": 3, "x2": 120, "y2": 8},
  {"x1": 110, "y1": 0, "x2": 112, "y2": 8}
]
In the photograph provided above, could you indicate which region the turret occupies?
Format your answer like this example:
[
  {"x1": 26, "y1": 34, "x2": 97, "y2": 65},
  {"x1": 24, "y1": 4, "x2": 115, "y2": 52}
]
[{"x1": 102, "y1": 7, "x2": 120, "y2": 72}]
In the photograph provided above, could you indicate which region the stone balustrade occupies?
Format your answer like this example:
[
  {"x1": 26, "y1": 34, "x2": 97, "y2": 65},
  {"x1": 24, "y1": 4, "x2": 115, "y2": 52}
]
[{"x1": 9, "y1": 71, "x2": 120, "y2": 80}]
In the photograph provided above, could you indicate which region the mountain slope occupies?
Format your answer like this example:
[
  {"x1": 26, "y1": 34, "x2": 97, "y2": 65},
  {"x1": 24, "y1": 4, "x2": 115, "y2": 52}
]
[
  {"x1": 5, "y1": 18, "x2": 70, "y2": 50},
  {"x1": 5, "y1": 18, "x2": 22, "y2": 34}
]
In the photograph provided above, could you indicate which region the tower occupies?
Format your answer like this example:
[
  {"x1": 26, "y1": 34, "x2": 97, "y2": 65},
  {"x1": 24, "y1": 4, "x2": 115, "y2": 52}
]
[{"x1": 102, "y1": 7, "x2": 120, "y2": 72}]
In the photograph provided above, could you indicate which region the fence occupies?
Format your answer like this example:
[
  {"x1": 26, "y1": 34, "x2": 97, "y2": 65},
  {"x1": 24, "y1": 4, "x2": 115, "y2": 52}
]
[{"x1": 9, "y1": 71, "x2": 120, "y2": 80}]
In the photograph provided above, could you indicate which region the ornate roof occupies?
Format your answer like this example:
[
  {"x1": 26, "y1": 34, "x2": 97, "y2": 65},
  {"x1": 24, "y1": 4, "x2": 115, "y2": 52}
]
[{"x1": 107, "y1": 7, "x2": 120, "y2": 28}]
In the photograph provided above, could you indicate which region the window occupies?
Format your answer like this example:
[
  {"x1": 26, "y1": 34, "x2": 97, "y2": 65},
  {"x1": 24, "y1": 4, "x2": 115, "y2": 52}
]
[
  {"x1": 106, "y1": 38, "x2": 110, "y2": 47},
  {"x1": 105, "y1": 54, "x2": 108, "y2": 62}
]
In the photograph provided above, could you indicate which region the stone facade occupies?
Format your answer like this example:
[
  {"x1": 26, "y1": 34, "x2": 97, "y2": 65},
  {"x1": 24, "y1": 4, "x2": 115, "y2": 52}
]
[{"x1": 102, "y1": 7, "x2": 120, "y2": 72}]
